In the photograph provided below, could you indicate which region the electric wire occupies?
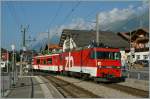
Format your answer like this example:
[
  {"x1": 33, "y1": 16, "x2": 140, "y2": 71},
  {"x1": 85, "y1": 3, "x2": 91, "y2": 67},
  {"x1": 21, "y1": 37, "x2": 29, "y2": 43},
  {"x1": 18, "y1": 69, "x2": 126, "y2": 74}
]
[
  {"x1": 6, "y1": 2, "x2": 20, "y2": 27},
  {"x1": 47, "y1": 2, "x2": 63, "y2": 30},
  {"x1": 49, "y1": 1, "x2": 81, "y2": 42},
  {"x1": 81, "y1": 4, "x2": 148, "y2": 32}
]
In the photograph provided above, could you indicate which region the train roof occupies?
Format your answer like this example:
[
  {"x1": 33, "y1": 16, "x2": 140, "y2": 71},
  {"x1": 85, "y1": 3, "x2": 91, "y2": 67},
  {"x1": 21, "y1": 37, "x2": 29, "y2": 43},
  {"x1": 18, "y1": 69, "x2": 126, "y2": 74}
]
[
  {"x1": 34, "y1": 47, "x2": 121, "y2": 58},
  {"x1": 34, "y1": 53, "x2": 59, "y2": 58}
]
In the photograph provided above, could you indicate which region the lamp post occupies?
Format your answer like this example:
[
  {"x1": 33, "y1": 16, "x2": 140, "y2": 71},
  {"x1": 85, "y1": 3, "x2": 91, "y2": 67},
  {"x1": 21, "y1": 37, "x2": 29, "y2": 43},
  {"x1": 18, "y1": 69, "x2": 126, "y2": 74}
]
[
  {"x1": 21, "y1": 46, "x2": 26, "y2": 76},
  {"x1": 48, "y1": 30, "x2": 50, "y2": 53},
  {"x1": 20, "y1": 54, "x2": 23, "y2": 76},
  {"x1": 11, "y1": 44, "x2": 15, "y2": 86},
  {"x1": 96, "y1": 13, "x2": 99, "y2": 46}
]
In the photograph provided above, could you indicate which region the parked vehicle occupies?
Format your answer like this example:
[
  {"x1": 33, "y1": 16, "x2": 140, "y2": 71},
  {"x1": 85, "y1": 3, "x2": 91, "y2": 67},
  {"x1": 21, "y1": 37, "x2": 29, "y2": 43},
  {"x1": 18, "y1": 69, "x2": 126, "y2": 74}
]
[
  {"x1": 134, "y1": 60, "x2": 149, "y2": 67},
  {"x1": 0, "y1": 61, "x2": 6, "y2": 68}
]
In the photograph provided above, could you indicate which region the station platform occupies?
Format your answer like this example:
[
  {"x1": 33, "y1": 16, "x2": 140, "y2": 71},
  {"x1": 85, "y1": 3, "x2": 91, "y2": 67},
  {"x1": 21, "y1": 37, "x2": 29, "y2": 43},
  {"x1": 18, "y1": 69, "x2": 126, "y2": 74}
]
[{"x1": 5, "y1": 75, "x2": 63, "y2": 98}]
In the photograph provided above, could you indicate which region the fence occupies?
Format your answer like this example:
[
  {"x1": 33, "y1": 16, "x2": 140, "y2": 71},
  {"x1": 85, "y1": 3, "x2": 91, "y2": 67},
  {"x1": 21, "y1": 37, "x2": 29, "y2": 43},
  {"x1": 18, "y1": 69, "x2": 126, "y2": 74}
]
[
  {"x1": 127, "y1": 70, "x2": 149, "y2": 80},
  {"x1": 1, "y1": 71, "x2": 18, "y2": 97}
]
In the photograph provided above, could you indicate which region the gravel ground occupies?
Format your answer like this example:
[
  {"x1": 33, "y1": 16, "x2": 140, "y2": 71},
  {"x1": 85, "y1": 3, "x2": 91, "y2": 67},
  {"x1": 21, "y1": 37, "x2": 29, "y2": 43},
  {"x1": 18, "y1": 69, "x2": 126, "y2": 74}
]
[{"x1": 55, "y1": 76, "x2": 138, "y2": 98}]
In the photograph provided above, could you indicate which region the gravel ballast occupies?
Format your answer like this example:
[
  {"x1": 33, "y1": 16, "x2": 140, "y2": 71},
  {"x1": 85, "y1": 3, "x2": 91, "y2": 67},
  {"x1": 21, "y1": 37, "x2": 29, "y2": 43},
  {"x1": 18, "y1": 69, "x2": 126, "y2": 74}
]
[{"x1": 55, "y1": 76, "x2": 138, "y2": 98}]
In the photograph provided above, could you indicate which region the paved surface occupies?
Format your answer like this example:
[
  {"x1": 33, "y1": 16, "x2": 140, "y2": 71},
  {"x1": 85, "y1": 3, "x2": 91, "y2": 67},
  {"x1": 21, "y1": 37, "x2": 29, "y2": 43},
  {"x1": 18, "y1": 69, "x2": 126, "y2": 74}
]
[
  {"x1": 6, "y1": 76, "x2": 44, "y2": 98},
  {"x1": 5, "y1": 75, "x2": 64, "y2": 98},
  {"x1": 1, "y1": 72, "x2": 18, "y2": 97}
]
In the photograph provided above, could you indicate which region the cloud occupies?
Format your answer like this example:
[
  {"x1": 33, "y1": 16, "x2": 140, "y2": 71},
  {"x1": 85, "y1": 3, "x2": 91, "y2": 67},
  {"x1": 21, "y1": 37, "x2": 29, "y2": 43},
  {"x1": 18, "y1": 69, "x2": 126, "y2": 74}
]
[
  {"x1": 53, "y1": 3, "x2": 148, "y2": 33},
  {"x1": 47, "y1": 17, "x2": 95, "y2": 37},
  {"x1": 33, "y1": 3, "x2": 149, "y2": 48},
  {"x1": 99, "y1": 3, "x2": 148, "y2": 31}
]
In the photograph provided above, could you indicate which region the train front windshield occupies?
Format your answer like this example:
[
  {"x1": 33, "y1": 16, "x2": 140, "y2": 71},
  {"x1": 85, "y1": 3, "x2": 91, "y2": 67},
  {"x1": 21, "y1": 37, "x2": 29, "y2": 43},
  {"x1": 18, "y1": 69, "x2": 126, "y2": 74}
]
[{"x1": 91, "y1": 51, "x2": 121, "y2": 60}]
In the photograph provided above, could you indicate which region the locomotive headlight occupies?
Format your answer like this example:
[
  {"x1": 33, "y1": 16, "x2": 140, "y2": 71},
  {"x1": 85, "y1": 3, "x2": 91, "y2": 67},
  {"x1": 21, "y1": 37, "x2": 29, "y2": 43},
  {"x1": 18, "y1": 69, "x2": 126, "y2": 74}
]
[
  {"x1": 97, "y1": 62, "x2": 101, "y2": 68},
  {"x1": 112, "y1": 66, "x2": 121, "y2": 69},
  {"x1": 116, "y1": 66, "x2": 121, "y2": 69},
  {"x1": 97, "y1": 62, "x2": 101, "y2": 66}
]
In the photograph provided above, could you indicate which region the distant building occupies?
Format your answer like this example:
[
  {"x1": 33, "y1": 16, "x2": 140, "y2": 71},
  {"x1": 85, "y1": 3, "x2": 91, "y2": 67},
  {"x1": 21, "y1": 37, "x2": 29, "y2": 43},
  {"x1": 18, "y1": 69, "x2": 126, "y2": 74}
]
[
  {"x1": 48, "y1": 44, "x2": 62, "y2": 51},
  {"x1": 118, "y1": 28, "x2": 149, "y2": 62},
  {"x1": 43, "y1": 43, "x2": 62, "y2": 54},
  {"x1": 118, "y1": 28, "x2": 149, "y2": 49},
  {"x1": 1, "y1": 48, "x2": 9, "y2": 61}
]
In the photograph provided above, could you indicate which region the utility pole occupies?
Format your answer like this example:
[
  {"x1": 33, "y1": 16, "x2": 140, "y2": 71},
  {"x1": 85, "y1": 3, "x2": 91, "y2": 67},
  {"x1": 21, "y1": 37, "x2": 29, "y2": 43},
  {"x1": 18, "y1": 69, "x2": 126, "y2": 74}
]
[
  {"x1": 21, "y1": 25, "x2": 30, "y2": 48},
  {"x1": 48, "y1": 29, "x2": 50, "y2": 53},
  {"x1": 26, "y1": 35, "x2": 36, "y2": 49},
  {"x1": 96, "y1": 13, "x2": 99, "y2": 46},
  {"x1": 130, "y1": 31, "x2": 132, "y2": 70},
  {"x1": 26, "y1": 35, "x2": 36, "y2": 73},
  {"x1": 20, "y1": 25, "x2": 28, "y2": 76},
  {"x1": 140, "y1": 19, "x2": 143, "y2": 28},
  {"x1": 21, "y1": 26, "x2": 26, "y2": 47}
]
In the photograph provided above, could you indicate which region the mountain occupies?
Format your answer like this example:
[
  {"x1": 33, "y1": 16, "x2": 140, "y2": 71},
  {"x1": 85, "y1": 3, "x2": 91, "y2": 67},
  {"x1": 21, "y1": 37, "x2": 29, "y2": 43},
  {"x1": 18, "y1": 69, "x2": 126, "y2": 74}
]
[
  {"x1": 108, "y1": 10, "x2": 149, "y2": 32},
  {"x1": 32, "y1": 35, "x2": 60, "y2": 52}
]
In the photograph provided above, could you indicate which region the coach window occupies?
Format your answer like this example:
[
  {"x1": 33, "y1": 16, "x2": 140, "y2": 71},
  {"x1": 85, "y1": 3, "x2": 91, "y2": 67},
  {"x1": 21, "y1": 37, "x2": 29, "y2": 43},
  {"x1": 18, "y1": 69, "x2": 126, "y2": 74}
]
[
  {"x1": 40, "y1": 59, "x2": 44, "y2": 64},
  {"x1": 44, "y1": 59, "x2": 47, "y2": 64},
  {"x1": 60, "y1": 55, "x2": 63, "y2": 60},
  {"x1": 37, "y1": 59, "x2": 40, "y2": 64},
  {"x1": 47, "y1": 58, "x2": 52, "y2": 64},
  {"x1": 114, "y1": 52, "x2": 121, "y2": 60}
]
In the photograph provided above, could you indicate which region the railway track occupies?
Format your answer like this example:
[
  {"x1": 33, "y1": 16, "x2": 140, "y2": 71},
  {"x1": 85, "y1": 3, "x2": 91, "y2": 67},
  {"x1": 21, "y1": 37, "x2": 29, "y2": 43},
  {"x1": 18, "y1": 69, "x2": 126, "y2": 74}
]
[
  {"x1": 44, "y1": 75, "x2": 101, "y2": 98},
  {"x1": 101, "y1": 83, "x2": 149, "y2": 98},
  {"x1": 33, "y1": 71, "x2": 101, "y2": 98},
  {"x1": 32, "y1": 71, "x2": 149, "y2": 98}
]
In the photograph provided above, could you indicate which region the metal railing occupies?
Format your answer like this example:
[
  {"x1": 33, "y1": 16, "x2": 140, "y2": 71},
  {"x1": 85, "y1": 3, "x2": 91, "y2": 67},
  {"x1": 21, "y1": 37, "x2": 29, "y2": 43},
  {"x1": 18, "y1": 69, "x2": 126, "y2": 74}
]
[
  {"x1": 1, "y1": 64, "x2": 19, "y2": 97},
  {"x1": 126, "y1": 70, "x2": 149, "y2": 80}
]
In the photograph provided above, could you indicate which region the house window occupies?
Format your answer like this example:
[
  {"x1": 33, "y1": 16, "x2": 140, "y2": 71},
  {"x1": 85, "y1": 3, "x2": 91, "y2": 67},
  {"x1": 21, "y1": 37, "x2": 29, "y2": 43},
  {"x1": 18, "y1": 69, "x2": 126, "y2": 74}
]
[
  {"x1": 145, "y1": 43, "x2": 149, "y2": 47},
  {"x1": 143, "y1": 55, "x2": 148, "y2": 60},
  {"x1": 136, "y1": 55, "x2": 140, "y2": 60}
]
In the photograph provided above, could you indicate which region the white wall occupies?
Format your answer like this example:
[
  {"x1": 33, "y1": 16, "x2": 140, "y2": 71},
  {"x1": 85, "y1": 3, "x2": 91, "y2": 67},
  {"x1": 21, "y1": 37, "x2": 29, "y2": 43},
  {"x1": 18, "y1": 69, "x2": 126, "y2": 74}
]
[{"x1": 126, "y1": 51, "x2": 149, "y2": 62}]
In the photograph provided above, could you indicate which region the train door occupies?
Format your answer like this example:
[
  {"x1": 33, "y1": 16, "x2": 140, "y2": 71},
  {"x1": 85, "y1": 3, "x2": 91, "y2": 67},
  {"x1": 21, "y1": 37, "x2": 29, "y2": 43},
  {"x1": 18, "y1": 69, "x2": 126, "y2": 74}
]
[
  {"x1": 47, "y1": 57, "x2": 51, "y2": 69},
  {"x1": 36, "y1": 58, "x2": 40, "y2": 70}
]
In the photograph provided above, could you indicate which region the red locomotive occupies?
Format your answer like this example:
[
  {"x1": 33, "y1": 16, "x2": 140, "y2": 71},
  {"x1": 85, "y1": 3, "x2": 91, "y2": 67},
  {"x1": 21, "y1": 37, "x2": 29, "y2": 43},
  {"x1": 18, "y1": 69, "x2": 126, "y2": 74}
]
[{"x1": 32, "y1": 47, "x2": 127, "y2": 82}]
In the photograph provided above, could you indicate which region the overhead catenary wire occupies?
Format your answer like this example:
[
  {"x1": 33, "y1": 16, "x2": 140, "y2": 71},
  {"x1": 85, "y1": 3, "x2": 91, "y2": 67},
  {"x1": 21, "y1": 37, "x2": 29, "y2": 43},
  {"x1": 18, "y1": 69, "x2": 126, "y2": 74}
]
[
  {"x1": 60, "y1": 1, "x2": 81, "y2": 25},
  {"x1": 51, "y1": 1, "x2": 81, "y2": 37},
  {"x1": 83, "y1": 4, "x2": 147, "y2": 32},
  {"x1": 6, "y1": 2, "x2": 21, "y2": 27},
  {"x1": 37, "y1": 2, "x2": 63, "y2": 48},
  {"x1": 19, "y1": 4, "x2": 28, "y2": 25},
  {"x1": 47, "y1": 2, "x2": 63, "y2": 30}
]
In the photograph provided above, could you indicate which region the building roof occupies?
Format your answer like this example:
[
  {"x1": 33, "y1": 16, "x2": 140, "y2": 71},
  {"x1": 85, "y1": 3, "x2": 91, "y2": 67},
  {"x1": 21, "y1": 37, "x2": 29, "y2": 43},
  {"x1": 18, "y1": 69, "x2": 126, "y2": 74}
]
[
  {"x1": 118, "y1": 28, "x2": 149, "y2": 42},
  {"x1": 59, "y1": 29, "x2": 129, "y2": 48},
  {"x1": 1, "y1": 48, "x2": 9, "y2": 53},
  {"x1": 48, "y1": 44, "x2": 62, "y2": 49}
]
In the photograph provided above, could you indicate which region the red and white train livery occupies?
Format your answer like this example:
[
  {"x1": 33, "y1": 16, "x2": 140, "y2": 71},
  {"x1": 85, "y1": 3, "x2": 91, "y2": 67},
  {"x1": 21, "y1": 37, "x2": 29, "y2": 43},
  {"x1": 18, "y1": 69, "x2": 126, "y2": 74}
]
[{"x1": 32, "y1": 47, "x2": 127, "y2": 81}]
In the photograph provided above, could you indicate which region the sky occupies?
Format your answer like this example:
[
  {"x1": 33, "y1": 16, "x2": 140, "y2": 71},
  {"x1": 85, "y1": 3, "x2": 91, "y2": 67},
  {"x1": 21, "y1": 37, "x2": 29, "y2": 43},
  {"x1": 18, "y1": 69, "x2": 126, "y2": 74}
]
[{"x1": 1, "y1": 0, "x2": 149, "y2": 51}]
